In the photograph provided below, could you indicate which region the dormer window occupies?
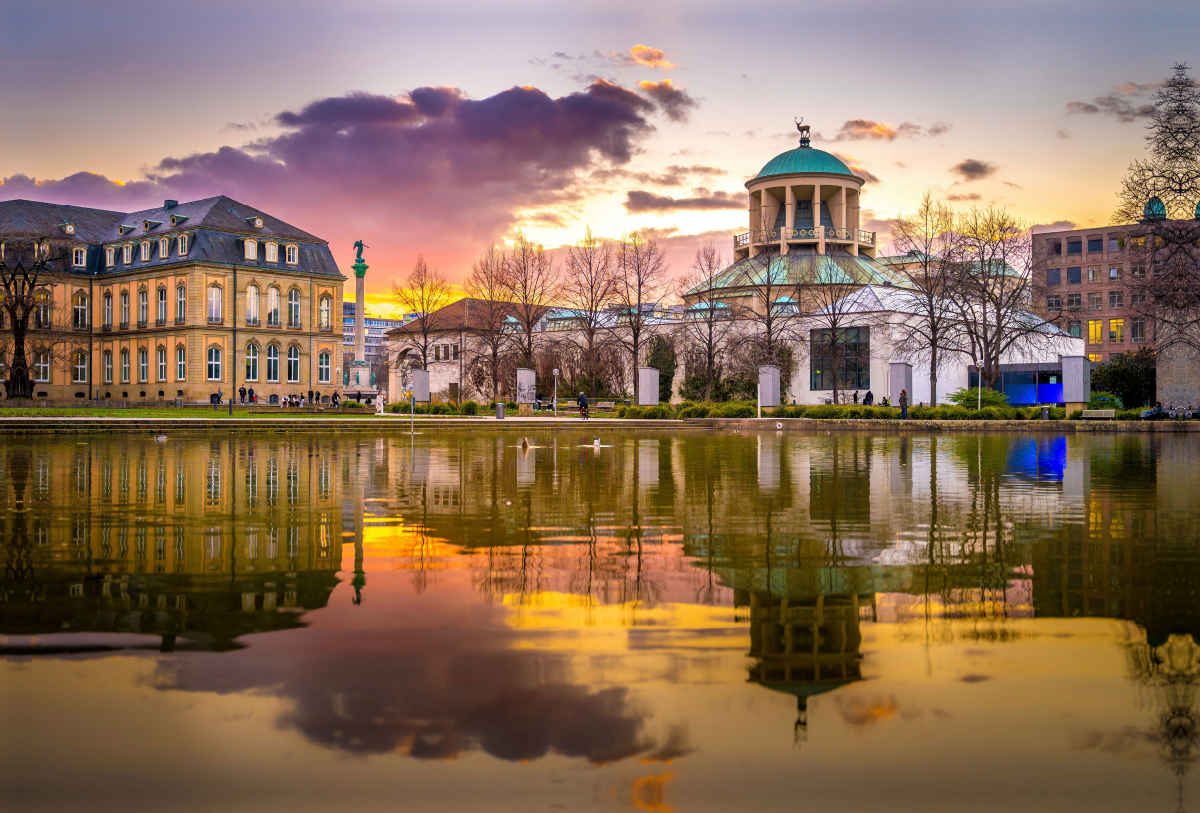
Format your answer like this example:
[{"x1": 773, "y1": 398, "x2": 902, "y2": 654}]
[
  {"x1": 118, "y1": 225, "x2": 135, "y2": 236},
  {"x1": 179, "y1": 234, "x2": 189, "y2": 255},
  {"x1": 72, "y1": 247, "x2": 86, "y2": 267},
  {"x1": 106, "y1": 247, "x2": 115, "y2": 268},
  {"x1": 244, "y1": 239, "x2": 258, "y2": 261},
  {"x1": 143, "y1": 220, "x2": 162, "y2": 230},
  {"x1": 285, "y1": 244, "x2": 298, "y2": 264},
  {"x1": 62, "y1": 223, "x2": 76, "y2": 235},
  {"x1": 247, "y1": 216, "x2": 264, "y2": 229},
  {"x1": 169, "y1": 215, "x2": 189, "y2": 227},
  {"x1": 159, "y1": 237, "x2": 169, "y2": 258},
  {"x1": 122, "y1": 244, "x2": 132, "y2": 264},
  {"x1": 140, "y1": 241, "x2": 150, "y2": 262},
  {"x1": 266, "y1": 242, "x2": 278, "y2": 263}
]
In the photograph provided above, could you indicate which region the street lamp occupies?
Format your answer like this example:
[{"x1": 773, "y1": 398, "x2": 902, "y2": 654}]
[{"x1": 552, "y1": 368, "x2": 559, "y2": 416}]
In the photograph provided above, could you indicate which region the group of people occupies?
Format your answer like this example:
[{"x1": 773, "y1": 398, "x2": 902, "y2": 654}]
[
  {"x1": 850, "y1": 389, "x2": 907, "y2": 417},
  {"x1": 230, "y1": 386, "x2": 340, "y2": 408}
]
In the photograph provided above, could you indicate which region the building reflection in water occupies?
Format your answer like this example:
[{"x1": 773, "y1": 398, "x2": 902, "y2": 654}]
[{"x1": 0, "y1": 439, "x2": 343, "y2": 653}]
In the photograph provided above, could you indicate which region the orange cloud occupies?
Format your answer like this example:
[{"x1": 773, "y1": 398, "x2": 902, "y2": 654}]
[{"x1": 628, "y1": 44, "x2": 677, "y2": 71}]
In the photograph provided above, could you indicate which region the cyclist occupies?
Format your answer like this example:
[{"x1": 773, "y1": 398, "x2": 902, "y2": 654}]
[{"x1": 577, "y1": 391, "x2": 589, "y2": 420}]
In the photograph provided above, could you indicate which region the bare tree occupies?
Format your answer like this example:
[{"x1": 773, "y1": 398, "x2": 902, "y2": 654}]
[
  {"x1": 0, "y1": 237, "x2": 74, "y2": 399},
  {"x1": 676, "y1": 242, "x2": 739, "y2": 401},
  {"x1": 948, "y1": 206, "x2": 1056, "y2": 390},
  {"x1": 797, "y1": 255, "x2": 876, "y2": 405},
  {"x1": 390, "y1": 254, "x2": 452, "y2": 370},
  {"x1": 562, "y1": 227, "x2": 617, "y2": 399},
  {"x1": 464, "y1": 245, "x2": 512, "y2": 401},
  {"x1": 501, "y1": 232, "x2": 558, "y2": 369},
  {"x1": 611, "y1": 230, "x2": 670, "y2": 403},
  {"x1": 889, "y1": 193, "x2": 965, "y2": 406}
]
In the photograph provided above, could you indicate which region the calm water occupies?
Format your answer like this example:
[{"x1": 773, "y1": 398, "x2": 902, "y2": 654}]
[{"x1": 2, "y1": 429, "x2": 1199, "y2": 812}]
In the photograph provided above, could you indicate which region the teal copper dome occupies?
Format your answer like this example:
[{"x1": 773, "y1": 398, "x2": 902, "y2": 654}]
[
  {"x1": 1144, "y1": 196, "x2": 1167, "y2": 221},
  {"x1": 755, "y1": 145, "x2": 856, "y2": 180}
]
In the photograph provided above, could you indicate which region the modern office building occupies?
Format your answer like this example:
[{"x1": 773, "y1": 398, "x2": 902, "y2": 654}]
[
  {"x1": 342, "y1": 302, "x2": 409, "y2": 369},
  {"x1": 0, "y1": 196, "x2": 344, "y2": 402},
  {"x1": 1032, "y1": 224, "x2": 1148, "y2": 363}
]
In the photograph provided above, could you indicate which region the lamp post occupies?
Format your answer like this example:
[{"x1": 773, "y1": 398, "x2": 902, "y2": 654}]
[{"x1": 552, "y1": 368, "x2": 559, "y2": 416}]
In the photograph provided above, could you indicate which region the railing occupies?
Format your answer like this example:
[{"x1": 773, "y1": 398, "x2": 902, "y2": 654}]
[
  {"x1": 137, "y1": 319, "x2": 148, "y2": 329},
  {"x1": 175, "y1": 316, "x2": 186, "y2": 325},
  {"x1": 156, "y1": 318, "x2": 166, "y2": 327},
  {"x1": 101, "y1": 324, "x2": 112, "y2": 333},
  {"x1": 735, "y1": 232, "x2": 751, "y2": 247},
  {"x1": 246, "y1": 317, "x2": 260, "y2": 327},
  {"x1": 208, "y1": 316, "x2": 223, "y2": 325},
  {"x1": 287, "y1": 318, "x2": 301, "y2": 329},
  {"x1": 119, "y1": 321, "x2": 129, "y2": 330},
  {"x1": 267, "y1": 315, "x2": 280, "y2": 327},
  {"x1": 858, "y1": 230, "x2": 875, "y2": 246}
]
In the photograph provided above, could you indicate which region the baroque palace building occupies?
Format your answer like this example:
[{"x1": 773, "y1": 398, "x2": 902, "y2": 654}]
[{"x1": 0, "y1": 196, "x2": 344, "y2": 402}]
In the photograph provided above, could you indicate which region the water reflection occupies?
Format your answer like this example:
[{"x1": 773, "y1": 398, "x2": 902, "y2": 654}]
[{"x1": 5, "y1": 431, "x2": 1200, "y2": 809}]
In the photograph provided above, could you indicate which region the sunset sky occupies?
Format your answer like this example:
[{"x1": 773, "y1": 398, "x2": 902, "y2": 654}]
[{"x1": 3, "y1": 0, "x2": 1198, "y2": 315}]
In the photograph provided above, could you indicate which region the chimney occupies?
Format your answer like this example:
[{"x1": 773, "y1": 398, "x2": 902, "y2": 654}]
[{"x1": 164, "y1": 199, "x2": 178, "y2": 209}]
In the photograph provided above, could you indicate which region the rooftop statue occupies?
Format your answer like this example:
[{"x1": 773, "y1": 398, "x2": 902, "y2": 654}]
[{"x1": 353, "y1": 239, "x2": 368, "y2": 262}]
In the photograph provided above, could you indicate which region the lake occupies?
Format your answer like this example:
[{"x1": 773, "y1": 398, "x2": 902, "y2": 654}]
[{"x1": 2, "y1": 429, "x2": 1197, "y2": 812}]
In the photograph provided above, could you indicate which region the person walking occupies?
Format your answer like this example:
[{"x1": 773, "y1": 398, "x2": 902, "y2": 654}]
[
  {"x1": 853, "y1": 390, "x2": 859, "y2": 404},
  {"x1": 899, "y1": 389, "x2": 909, "y2": 419},
  {"x1": 864, "y1": 390, "x2": 873, "y2": 406},
  {"x1": 239, "y1": 386, "x2": 246, "y2": 405}
]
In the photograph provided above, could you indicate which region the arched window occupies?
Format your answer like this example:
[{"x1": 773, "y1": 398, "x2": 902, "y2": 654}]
[
  {"x1": 266, "y1": 345, "x2": 279, "y2": 382},
  {"x1": 122, "y1": 244, "x2": 132, "y2": 264},
  {"x1": 288, "y1": 289, "x2": 301, "y2": 327},
  {"x1": 33, "y1": 350, "x2": 50, "y2": 382},
  {"x1": 156, "y1": 287, "x2": 167, "y2": 324},
  {"x1": 120, "y1": 349, "x2": 130, "y2": 383},
  {"x1": 244, "y1": 239, "x2": 258, "y2": 261},
  {"x1": 176, "y1": 346, "x2": 186, "y2": 381},
  {"x1": 140, "y1": 241, "x2": 150, "y2": 262},
  {"x1": 158, "y1": 237, "x2": 169, "y2": 258},
  {"x1": 319, "y1": 296, "x2": 331, "y2": 330},
  {"x1": 138, "y1": 348, "x2": 148, "y2": 382},
  {"x1": 33, "y1": 290, "x2": 50, "y2": 328},
  {"x1": 286, "y1": 244, "x2": 298, "y2": 264},
  {"x1": 266, "y1": 287, "x2": 280, "y2": 326},
  {"x1": 157, "y1": 346, "x2": 167, "y2": 381},
  {"x1": 266, "y1": 242, "x2": 278, "y2": 262},
  {"x1": 103, "y1": 350, "x2": 113, "y2": 384},
  {"x1": 106, "y1": 247, "x2": 115, "y2": 268},
  {"x1": 72, "y1": 247, "x2": 86, "y2": 267},
  {"x1": 120, "y1": 291, "x2": 129, "y2": 326},
  {"x1": 138, "y1": 288, "x2": 148, "y2": 325},
  {"x1": 73, "y1": 351, "x2": 88, "y2": 383},
  {"x1": 176, "y1": 285, "x2": 186, "y2": 323},
  {"x1": 73, "y1": 291, "x2": 89, "y2": 329},
  {"x1": 207, "y1": 285, "x2": 223, "y2": 323},
  {"x1": 179, "y1": 234, "x2": 189, "y2": 255},
  {"x1": 318, "y1": 351, "x2": 330, "y2": 383},
  {"x1": 207, "y1": 346, "x2": 222, "y2": 381},
  {"x1": 287, "y1": 346, "x2": 299, "y2": 382},
  {"x1": 246, "y1": 285, "x2": 260, "y2": 324},
  {"x1": 245, "y1": 343, "x2": 259, "y2": 381},
  {"x1": 103, "y1": 293, "x2": 113, "y2": 327}
]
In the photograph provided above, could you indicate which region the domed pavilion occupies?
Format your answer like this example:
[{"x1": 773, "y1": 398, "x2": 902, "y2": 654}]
[{"x1": 684, "y1": 123, "x2": 910, "y2": 312}]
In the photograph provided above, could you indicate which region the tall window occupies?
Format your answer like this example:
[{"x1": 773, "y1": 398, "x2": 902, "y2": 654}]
[
  {"x1": 246, "y1": 285, "x2": 260, "y2": 323},
  {"x1": 287, "y1": 346, "x2": 299, "y2": 382},
  {"x1": 266, "y1": 345, "x2": 279, "y2": 382},
  {"x1": 267, "y1": 287, "x2": 280, "y2": 326},
  {"x1": 106, "y1": 247, "x2": 115, "y2": 267},
  {"x1": 179, "y1": 234, "x2": 189, "y2": 255},
  {"x1": 207, "y1": 285, "x2": 223, "y2": 323},
  {"x1": 121, "y1": 349, "x2": 130, "y2": 382},
  {"x1": 138, "y1": 348, "x2": 148, "y2": 382},
  {"x1": 103, "y1": 350, "x2": 113, "y2": 383},
  {"x1": 1109, "y1": 318, "x2": 1124, "y2": 344},
  {"x1": 157, "y1": 288, "x2": 167, "y2": 323},
  {"x1": 157, "y1": 347, "x2": 167, "y2": 381},
  {"x1": 1088, "y1": 266, "x2": 1100, "y2": 283},
  {"x1": 73, "y1": 292, "x2": 89, "y2": 328},
  {"x1": 33, "y1": 291, "x2": 50, "y2": 328},
  {"x1": 120, "y1": 291, "x2": 129, "y2": 325},
  {"x1": 176, "y1": 285, "x2": 186, "y2": 322},
  {"x1": 319, "y1": 296, "x2": 331, "y2": 330},
  {"x1": 122, "y1": 244, "x2": 132, "y2": 264},
  {"x1": 1088, "y1": 319, "x2": 1103, "y2": 344},
  {"x1": 140, "y1": 241, "x2": 150, "y2": 262},
  {"x1": 73, "y1": 247, "x2": 86, "y2": 267},
  {"x1": 246, "y1": 343, "x2": 259, "y2": 381},
  {"x1": 103, "y1": 293, "x2": 113, "y2": 326},
  {"x1": 286, "y1": 245, "x2": 298, "y2": 264},
  {"x1": 266, "y1": 243, "x2": 278, "y2": 262},
  {"x1": 138, "y1": 289, "x2": 149, "y2": 324},
  {"x1": 1067, "y1": 321, "x2": 1082, "y2": 339},
  {"x1": 1132, "y1": 319, "x2": 1146, "y2": 343},
  {"x1": 176, "y1": 346, "x2": 186, "y2": 380},
  {"x1": 288, "y1": 289, "x2": 300, "y2": 327},
  {"x1": 1109, "y1": 291, "x2": 1124, "y2": 309},
  {"x1": 244, "y1": 240, "x2": 258, "y2": 261},
  {"x1": 159, "y1": 237, "x2": 169, "y2": 258},
  {"x1": 318, "y1": 351, "x2": 330, "y2": 383},
  {"x1": 810, "y1": 327, "x2": 870, "y2": 391},
  {"x1": 1110, "y1": 266, "x2": 1123, "y2": 280},
  {"x1": 1046, "y1": 268, "x2": 1060, "y2": 286},
  {"x1": 73, "y1": 352, "x2": 88, "y2": 383},
  {"x1": 207, "y1": 347, "x2": 222, "y2": 381},
  {"x1": 33, "y1": 351, "x2": 50, "y2": 382}
]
